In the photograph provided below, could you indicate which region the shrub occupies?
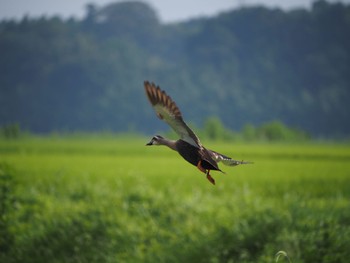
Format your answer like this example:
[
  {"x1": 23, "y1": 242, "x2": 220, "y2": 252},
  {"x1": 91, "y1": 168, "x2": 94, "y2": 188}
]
[
  {"x1": 202, "y1": 116, "x2": 237, "y2": 141},
  {"x1": 0, "y1": 123, "x2": 21, "y2": 139},
  {"x1": 240, "y1": 121, "x2": 311, "y2": 142},
  {"x1": 256, "y1": 121, "x2": 310, "y2": 141}
]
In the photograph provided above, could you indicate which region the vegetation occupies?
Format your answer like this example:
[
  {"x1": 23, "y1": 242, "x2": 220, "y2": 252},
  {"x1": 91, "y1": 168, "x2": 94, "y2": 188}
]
[
  {"x1": 0, "y1": 123, "x2": 21, "y2": 139},
  {"x1": 0, "y1": 0, "x2": 349, "y2": 137},
  {"x1": 246, "y1": 121, "x2": 310, "y2": 141},
  {"x1": 0, "y1": 136, "x2": 349, "y2": 262},
  {"x1": 0, "y1": 118, "x2": 310, "y2": 142}
]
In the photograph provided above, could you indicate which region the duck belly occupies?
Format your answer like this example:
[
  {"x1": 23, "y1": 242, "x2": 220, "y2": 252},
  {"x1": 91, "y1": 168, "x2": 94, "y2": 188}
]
[{"x1": 176, "y1": 140, "x2": 200, "y2": 166}]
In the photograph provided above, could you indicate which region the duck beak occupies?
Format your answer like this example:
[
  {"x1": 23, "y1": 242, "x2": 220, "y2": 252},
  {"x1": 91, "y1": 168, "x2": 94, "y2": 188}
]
[{"x1": 146, "y1": 141, "x2": 152, "y2": 146}]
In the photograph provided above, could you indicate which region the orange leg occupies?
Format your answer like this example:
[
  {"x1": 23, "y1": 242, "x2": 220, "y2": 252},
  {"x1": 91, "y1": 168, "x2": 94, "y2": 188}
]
[
  {"x1": 197, "y1": 161, "x2": 215, "y2": 185},
  {"x1": 206, "y1": 170, "x2": 215, "y2": 185}
]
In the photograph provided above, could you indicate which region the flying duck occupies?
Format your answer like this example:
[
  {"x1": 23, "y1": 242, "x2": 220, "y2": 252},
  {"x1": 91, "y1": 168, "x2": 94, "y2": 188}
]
[{"x1": 144, "y1": 81, "x2": 252, "y2": 185}]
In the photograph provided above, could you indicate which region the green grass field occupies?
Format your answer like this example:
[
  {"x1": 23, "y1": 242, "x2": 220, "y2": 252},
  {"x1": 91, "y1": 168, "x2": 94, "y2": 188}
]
[{"x1": 1, "y1": 137, "x2": 350, "y2": 263}]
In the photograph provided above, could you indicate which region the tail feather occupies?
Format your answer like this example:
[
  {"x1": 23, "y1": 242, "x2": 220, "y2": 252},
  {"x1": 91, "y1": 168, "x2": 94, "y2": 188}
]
[
  {"x1": 222, "y1": 159, "x2": 254, "y2": 166},
  {"x1": 208, "y1": 149, "x2": 253, "y2": 167}
]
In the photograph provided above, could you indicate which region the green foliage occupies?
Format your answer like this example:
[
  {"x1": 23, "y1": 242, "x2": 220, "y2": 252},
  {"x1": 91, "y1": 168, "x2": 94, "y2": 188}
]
[
  {"x1": 200, "y1": 118, "x2": 310, "y2": 142},
  {"x1": 0, "y1": 123, "x2": 21, "y2": 139},
  {"x1": 254, "y1": 121, "x2": 310, "y2": 141},
  {"x1": 0, "y1": 1, "x2": 350, "y2": 137},
  {"x1": 0, "y1": 137, "x2": 349, "y2": 262},
  {"x1": 202, "y1": 116, "x2": 237, "y2": 141},
  {"x1": 0, "y1": 163, "x2": 16, "y2": 257}
]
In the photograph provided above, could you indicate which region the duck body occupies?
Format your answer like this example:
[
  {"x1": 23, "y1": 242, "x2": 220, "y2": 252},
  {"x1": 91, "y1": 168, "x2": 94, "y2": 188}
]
[{"x1": 175, "y1": 139, "x2": 221, "y2": 171}]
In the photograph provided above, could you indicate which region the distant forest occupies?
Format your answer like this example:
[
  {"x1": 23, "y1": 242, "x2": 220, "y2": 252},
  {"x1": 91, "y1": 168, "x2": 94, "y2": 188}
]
[{"x1": 0, "y1": 0, "x2": 349, "y2": 137}]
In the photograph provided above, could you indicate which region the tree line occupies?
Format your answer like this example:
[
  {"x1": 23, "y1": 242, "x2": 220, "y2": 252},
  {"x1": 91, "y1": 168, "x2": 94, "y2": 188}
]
[
  {"x1": 0, "y1": 118, "x2": 310, "y2": 142},
  {"x1": 0, "y1": 0, "x2": 349, "y2": 137}
]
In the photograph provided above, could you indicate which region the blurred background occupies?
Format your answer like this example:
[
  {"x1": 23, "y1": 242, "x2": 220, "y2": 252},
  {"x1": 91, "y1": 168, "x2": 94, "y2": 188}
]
[
  {"x1": 1, "y1": 2, "x2": 350, "y2": 263},
  {"x1": 0, "y1": 0, "x2": 349, "y2": 138}
]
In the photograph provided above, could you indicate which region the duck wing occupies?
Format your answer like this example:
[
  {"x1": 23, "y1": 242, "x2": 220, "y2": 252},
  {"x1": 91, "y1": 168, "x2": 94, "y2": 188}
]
[
  {"x1": 144, "y1": 81, "x2": 202, "y2": 148},
  {"x1": 208, "y1": 150, "x2": 253, "y2": 166},
  {"x1": 200, "y1": 148, "x2": 222, "y2": 171}
]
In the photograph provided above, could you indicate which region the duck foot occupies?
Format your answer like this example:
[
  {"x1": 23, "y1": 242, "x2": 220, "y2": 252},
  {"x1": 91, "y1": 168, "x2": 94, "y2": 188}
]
[
  {"x1": 197, "y1": 161, "x2": 215, "y2": 185},
  {"x1": 206, "y1": 170, "x2": 215, "y2": 185}
]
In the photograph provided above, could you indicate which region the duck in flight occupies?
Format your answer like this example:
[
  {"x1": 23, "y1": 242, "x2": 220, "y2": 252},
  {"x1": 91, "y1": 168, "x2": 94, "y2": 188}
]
[{"x1": 144, "y1": 81, "x2": 252, "y2": 185}]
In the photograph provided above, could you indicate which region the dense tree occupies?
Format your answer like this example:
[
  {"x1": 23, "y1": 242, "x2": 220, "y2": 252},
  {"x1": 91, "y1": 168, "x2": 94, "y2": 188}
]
[{"x1": 0, "y1": 0, "x2": 349, "y2": 137}]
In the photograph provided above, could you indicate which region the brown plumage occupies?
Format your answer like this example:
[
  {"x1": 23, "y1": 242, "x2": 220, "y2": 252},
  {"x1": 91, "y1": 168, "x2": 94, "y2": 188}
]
[{"x1": 144, "y1": 81, "x2": 252, "y2": 185}]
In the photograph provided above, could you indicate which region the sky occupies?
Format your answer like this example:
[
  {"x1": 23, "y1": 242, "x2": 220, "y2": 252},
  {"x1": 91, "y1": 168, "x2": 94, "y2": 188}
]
[{"x1": 0, "y1": 0, "x2": 349, "y2": 23}]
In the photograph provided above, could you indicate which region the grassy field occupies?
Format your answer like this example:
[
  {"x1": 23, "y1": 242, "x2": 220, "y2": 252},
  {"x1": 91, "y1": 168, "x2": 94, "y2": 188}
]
[{"x1": 0, "y1": 136, "x2": 350, "y2": 263}]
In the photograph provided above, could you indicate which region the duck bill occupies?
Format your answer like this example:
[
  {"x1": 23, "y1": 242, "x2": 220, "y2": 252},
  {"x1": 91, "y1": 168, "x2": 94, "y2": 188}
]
[{"x1": 145, "y1": 141, "x2": 153, "y2": 146}]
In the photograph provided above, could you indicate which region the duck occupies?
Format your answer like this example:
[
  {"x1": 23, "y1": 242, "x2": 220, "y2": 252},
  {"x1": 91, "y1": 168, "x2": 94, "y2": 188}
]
[{"x1": 144, "y1": 81, "x2": 252, "y2": 185}]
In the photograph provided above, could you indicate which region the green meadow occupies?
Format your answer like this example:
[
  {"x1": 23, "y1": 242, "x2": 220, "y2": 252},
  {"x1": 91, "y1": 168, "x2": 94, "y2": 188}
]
[{"x1": 1, "y1": 137, "x2": 350, "y2": 263}]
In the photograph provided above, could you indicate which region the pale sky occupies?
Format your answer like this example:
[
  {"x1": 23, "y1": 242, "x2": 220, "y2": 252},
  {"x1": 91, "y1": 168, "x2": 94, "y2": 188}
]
[{"x1": 0, "y1": 0, "x2": 349, "y2": 23}]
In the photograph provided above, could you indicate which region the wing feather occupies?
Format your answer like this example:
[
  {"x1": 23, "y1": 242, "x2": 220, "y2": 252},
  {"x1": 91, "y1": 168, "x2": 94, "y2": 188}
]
[{"x1": 144, "y1": 81, "x2": 202, "y2": 148}]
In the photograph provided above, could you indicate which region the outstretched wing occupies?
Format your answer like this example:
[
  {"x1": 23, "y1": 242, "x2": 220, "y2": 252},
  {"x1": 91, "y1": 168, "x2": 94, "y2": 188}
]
[
  {"x1": 208, "y1": 150, "x2": 253, "y2": 166},
  {"x1": 144, "y1": 81, "x2": 202, "y2": 148}
]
